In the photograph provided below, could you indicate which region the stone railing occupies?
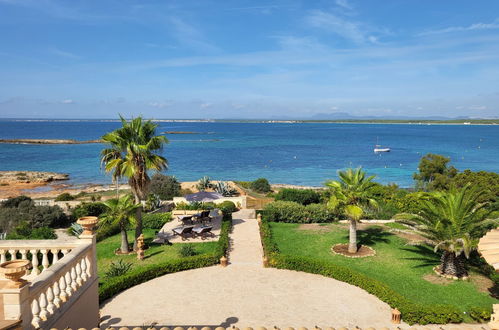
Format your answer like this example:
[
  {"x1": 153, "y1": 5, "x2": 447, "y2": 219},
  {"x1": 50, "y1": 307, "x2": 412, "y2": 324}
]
[
  {"x1": 0, "y1": 217, "x2": 100, "y2": 329},
  {"x1": 16, "y1": 327, "x2": 400, "y2": 330}
]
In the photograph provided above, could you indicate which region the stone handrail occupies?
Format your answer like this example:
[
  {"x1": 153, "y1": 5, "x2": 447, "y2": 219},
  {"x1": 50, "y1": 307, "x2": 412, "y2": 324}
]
[
  {"x1": 0, "y1": 239, "x2": 81, "y2": 277},
  {"x1": 27, "y1": 243, "x2": 94, "y2": 329}
]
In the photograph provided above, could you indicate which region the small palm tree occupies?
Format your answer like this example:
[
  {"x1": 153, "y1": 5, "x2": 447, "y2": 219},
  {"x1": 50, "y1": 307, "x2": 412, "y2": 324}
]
[
  {"x1": 100, "y1": 195, "x2": 140, "y2": 254},
  {"x1": 395, "y1": 185, "x2": 496, "y2": 278},
  {"x1": 326, "y1": 168, "x2": 378, "y2": 253},
  {"x1": 101, "y1": 116, "x2": 168, "y2": 248}
]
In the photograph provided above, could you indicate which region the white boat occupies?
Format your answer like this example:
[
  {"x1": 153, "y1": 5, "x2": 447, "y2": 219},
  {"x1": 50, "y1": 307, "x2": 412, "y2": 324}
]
[{"x1": 374, "y1": 145, "x2": 391, "y2": 153}]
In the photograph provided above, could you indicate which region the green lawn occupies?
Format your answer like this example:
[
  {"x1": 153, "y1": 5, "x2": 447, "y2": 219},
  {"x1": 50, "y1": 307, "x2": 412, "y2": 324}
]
[
  {"x1": 270, "y1": 222, "x2": 497, "y2": 312},
  {"x1": 96, "y1": 229, "x2": 218, "y2": 279}
]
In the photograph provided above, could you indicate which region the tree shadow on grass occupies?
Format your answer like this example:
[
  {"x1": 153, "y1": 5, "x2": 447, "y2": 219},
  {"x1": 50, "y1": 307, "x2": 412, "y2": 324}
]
[
  {"x1": 400, "y1": 244, "x2": 440, "y2": 268},
  {"x1": 353, "y1": 226, "x2": 393, "y2": 246}
]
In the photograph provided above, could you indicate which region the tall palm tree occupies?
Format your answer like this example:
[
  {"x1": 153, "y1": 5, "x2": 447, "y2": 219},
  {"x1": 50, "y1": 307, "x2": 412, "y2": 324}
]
[
  {"x1": 100, "y1": 195, "x2": 140, "y2": 254},
  {"x1": 326, "y1": 168, "x2": 378, "y2": 253},
  {"x1": 395, "y1": 185, "x2": 495, "y2": 278},
  {"x1": 101, "y1": 116, "x2": 168, "y2": 248}
]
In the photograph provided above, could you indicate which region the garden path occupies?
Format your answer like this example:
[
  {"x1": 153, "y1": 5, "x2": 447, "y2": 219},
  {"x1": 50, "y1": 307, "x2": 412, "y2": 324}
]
[{"x1": 99, "y1": 211, "x2": 486, "y2": 329}]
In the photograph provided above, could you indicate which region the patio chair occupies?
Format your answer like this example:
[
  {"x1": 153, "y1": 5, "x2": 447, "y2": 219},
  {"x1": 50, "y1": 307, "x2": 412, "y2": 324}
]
[
  {"x1": 172, "y1": 225, "x2": 195, "y2": 240},
  {"x1": 193, "y1": 225, "x2": 214, "y2": 239},
  {"x1": 178, "y1": 215, "x2": 193, "y2": 226}
]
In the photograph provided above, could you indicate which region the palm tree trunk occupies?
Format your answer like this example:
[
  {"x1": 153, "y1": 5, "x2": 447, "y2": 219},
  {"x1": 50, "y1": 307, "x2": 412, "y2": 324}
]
[
  {"x1": 120, "y1": 226, "x2": 129, "y2": 254},
  {"x1": 348, "y1": 219, "x2": 358, "y2": 253},
  {"x1": 440, "y1": 251, "x2": 468, "y2": 278},
  {"x1": 133, "y1": 194, "x2": 143, "y2": 251}
]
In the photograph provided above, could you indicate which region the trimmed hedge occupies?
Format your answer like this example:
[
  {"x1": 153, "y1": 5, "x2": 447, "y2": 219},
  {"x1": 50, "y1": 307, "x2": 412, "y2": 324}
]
[
  {"x1": 142, "y1": 212, "x2": 172, "y2": 229},
  {"x1": 263, "y1": 201, "x2": 336, "y2": 223},
  {"x1": 99, "y1": 213, "x2": 232, "y2": 301},
  {"x1": 274, "y1": 188, "x2": 322, "y2": 205},
  {"x1": 259, "y1": 220, "x2": 490, "y2": 325}
]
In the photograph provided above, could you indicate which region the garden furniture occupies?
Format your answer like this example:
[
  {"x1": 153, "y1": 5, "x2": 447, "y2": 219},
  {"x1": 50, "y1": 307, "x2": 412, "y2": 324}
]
[{"x1": 172, "y1": 225, "x2": 195, "y2": 240}]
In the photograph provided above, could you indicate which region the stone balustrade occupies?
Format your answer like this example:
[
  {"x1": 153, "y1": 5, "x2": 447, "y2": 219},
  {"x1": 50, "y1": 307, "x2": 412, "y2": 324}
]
[
  {"x1": 11, "y1": 327, "x2": 404, "y2": 330},
  {"x1": 0, "y1": 217, "x2": 100, "y2": 329}
]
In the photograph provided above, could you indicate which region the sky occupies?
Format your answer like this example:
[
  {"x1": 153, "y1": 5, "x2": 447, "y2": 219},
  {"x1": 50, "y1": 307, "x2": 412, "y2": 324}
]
[{"x1": 0, "y1": 0, "x2": 499, "y2": 119}]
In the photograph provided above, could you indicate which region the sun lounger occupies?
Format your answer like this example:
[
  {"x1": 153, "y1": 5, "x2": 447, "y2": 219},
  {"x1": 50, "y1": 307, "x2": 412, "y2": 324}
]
[
  {"x1": 172, "y1": 225, "x2": 195, "y2": 240},
  {"x1": 193, "y1": 225, "x2": 214, "y2": 239}
]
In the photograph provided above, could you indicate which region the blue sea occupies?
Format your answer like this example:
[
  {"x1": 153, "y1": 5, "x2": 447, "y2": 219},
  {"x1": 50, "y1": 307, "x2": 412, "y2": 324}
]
[{"x1": 0, "y1": 120, "x2": 498, "y2": 188}]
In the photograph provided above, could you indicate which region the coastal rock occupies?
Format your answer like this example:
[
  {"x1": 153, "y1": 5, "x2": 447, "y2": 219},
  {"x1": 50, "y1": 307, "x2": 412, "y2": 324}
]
[
  {"x1": 0, "y1": 171, "x2": 69, "y2": 184},
  {"x1": 0, "y1": 139, "x2": 102, "y2": 145}
]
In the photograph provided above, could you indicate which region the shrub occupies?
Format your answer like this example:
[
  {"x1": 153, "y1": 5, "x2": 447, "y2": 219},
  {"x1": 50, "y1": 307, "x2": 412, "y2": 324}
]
[
  {"x1": 217, "y1": 201, "x2": 237, "y2": 214},
  {"x1": 99, "y1": 214, "x2": 233, "y2": 301},
  {"x1": 96, "y1": 222, "x2": 121, "y2": 242},
  {"x1": 250, "y1": 178, "x2": 271, "y2": 193},
  {"x1": 72, "y1": 202, "x2": 107, "y2": 220},
  {"x1": 68, "y1": 222, "x2": 83, "y2": 236},
  {"x1": 197, "y1": 176, "x2": 212, "y2": 191},
  {"x1": 0, "y1": 195, "x2": 32, "y2": 208},
  {"x1": 178, "y1": 244, "x2": 198, "y2": 257},
  {"x1": 149, "y1": 174, "x2": 181, "y2": 200},
  {"x1": 55, "y1": 192, "x2": 75, "y2": 201},
  {"x1": 263, "y1": 201, "x2": 306, "y2": 223},
  {"x1": 304, "y1": 203, "x2": 336, "y2": 222},
  {"x1": 104, "y1": 260, "x2": 133, "y2": 278},
  {"x1": 274, "y1": 188, "x2": 321, "y2": 205},
  {"x1": 142, "y1": 212, "x2": 172, "y2": 229},
  {"x1": 235, "y1": 181, "x2": 251, "y2": 189},
  {"x1": 6, "y1": 222, "x2": 57, "y2": 240},
  {"x1": 259, "y1": 220, "x2": 472, "y2": 325}
]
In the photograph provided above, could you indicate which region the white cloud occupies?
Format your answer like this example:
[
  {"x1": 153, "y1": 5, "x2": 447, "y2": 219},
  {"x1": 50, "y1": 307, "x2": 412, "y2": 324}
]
[
  {"x1": 335, "y1": 0, "x2": 352, "y2": 10},
  {"x1": 61, "y1": 99, "x2": 74, "y2": 104},
  {"x1": 469, "y1": 105, "x2": 487, "y2": 110},
  {"x1": 168, "y1": 17, "x2": 219, "y2": 53},
  {"x1": 200, "y1": 102, "x2": 212, "y2": 109},
  {"x1": 49, "y1": 48, "x2": 81, "y2": 60},
  {"x1": 148, "y1": 101, "x2": 173, "y2": 108},
  {"x1": 420, "y1": 18, "x2": 499, "y2": 35}
]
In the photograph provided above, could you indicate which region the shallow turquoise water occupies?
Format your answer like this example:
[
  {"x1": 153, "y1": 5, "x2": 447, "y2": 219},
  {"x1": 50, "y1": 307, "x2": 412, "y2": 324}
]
[{"x1": 0, "y1": 120, "x2": 497, "y2": 187}]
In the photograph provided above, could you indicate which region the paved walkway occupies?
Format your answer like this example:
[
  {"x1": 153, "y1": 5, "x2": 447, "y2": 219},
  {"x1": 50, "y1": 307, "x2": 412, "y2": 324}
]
[{"x1": 99, "y1": 211, "x2": 486, "y2": 329}]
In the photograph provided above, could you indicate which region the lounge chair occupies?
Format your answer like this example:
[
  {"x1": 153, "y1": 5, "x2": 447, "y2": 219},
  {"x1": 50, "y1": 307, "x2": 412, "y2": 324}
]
[
  {"x1": 178, "y1": 215, "x2": 193, "y2": 226},
  {"x1": 193, "y1": 225, "x2": 214, "y2": 239},
  {"x1": 172, "y1": 225, "x2": 195, "y2": 240}
]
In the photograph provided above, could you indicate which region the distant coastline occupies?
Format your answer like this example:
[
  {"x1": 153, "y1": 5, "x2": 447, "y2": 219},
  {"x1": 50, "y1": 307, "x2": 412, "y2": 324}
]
[{"x1": 0, "y1": 138, "x2": 103, "y2": 145}]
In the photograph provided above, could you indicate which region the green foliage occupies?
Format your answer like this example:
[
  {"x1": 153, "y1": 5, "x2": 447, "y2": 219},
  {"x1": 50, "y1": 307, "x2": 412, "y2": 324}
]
[
  {"x1": 469, "y1": 306, "x2": 492, "y2": 322},
  {"x1": 196, "y1": 176, "x2": 212, "y2": 191},
  {"x1": 250, "y1": 178, "x2": 271, "y2": 193},
  {"x1": 142, "y1": 212, "x2": 172, "y2": 229},
  {"x1": 178, "y1": 244, "x2": 198, "y2": 257},
  {"x1": 214, "y1": 181, "x2": 238, "y2": 197},
  {"x1": 451, "y1": 170, "x2": 499, "y2": 203},
  {"x1": 144, "y1": 193, "x2": 161, "y2": 212},
  {"x1": 6, "y1": 222, "x2": 57, "y2": 239},
  {"x1": 394, "y1": 192, "x2": 432, "y2": 214},
  {"x1": 55, "y1": 192, "x2": 75, "y2": 201},
  {"x1": 104, "y1": 260, "x2": 133, "y2": 278},
  {"x1": 175, "y1": 201, "x2": 206, "y2": 210},
  {"x1": 413, "y1": 153, "x2": 458, "y2": 190},
  {"x1": 217, "y1": 201, "x2": 237, "y2": 214},
  {"x1": 71, "y1": 202, "x2": 107, "y2": 220},
  {"x1": 69, "y1": 222, "x2": 83, "y2": 236},
  {"x1": 149, "y1": 173, "x2": 181, "y2": 200},
  {"x1": 274, "y1": 188, "x2": 321, "y2": 205},
  {"x1": 0, "y1": 196, "x2": 69, "y2": 233},
  {"x1": 235, "y1": 181, "x2": 251, "y2": 189},
  {"x1": 99, "y1": 216, "x2": 232, "y2": 302},
  {"x1": 262, "y1": 201, "x2": 335, "y2": 223}
]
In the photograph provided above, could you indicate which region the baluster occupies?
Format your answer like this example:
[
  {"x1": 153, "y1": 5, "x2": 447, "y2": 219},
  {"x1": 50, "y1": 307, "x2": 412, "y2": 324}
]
[
  {"x1": 38, "y1": 292, "x2": 48, "y2": 321},
  {"x1": 53, "y1": 281, "x2": 61, "y2": 308},
  {"x1": 31, "y1": 299, "x2": 41, "y2": 328},
  {"x1": 8, "y1": 249, "x2": 17, "y2": 260},
  {"x1": 61, "y1": 249, "x2": 70, "y2": 257},
  {"x1": 41, "y1": 249, "x2": 49, "y2": 271},
  {"x1": 30, "y1": 249, "x2": 40, "y2": 275},
  {"x1": 0, "y1": 249, "x2": 6, "y2": 263},
  {"x1": 65, "y1": 272, "x2": 72, "y2": 297},
  {"x1": 80, "y1": 258, "x2": 88, "y2": 282},
  {"x1": 20, "y1": 249, "x2": 27, "y2": 260},
  {"x1": 46, "y1": 286, "x2": 55, "y2": 315},
  {"x1": 51, "y1": 249, "x2": 60, "y2": 263},
  {"x1": 59, "y1": 276, "x2": 68, "y2": 302},
  {"x1": 75, "y1": 262, "x2": 83, "y2": 286},
  {"x1": 85, "y1": 255, "x2": 92, "y2": 277},
  {"x1": 70, "y1": 266, "x2": 78, "y2": 291}
]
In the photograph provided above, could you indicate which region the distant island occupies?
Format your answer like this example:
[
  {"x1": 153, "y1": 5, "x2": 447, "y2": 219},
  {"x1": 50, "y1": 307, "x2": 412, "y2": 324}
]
[{"x1": 0, "y1": 139, "x2": 103, "y2": 145}]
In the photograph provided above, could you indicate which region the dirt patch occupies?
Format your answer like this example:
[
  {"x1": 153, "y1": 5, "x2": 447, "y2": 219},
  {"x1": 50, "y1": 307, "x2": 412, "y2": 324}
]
[
  {"x1": 392, "y1": 230, "x2": 427, "y2": 244},
  {"x1": 470, "y1": 273, "x2": 498, "y2": 297},
  {"x1": 331, "y1": 243, "x2": 376, "y2": 258},
  {"x1": 423, "y1": 273, "x2": 453, "y2": 285},
  {"x1": 298, "y1": 223, "x2": 333, "y2": 233}
]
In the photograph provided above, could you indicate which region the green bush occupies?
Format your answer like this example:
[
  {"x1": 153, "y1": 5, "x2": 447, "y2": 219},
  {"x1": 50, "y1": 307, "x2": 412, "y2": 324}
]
[
  {"x1": 99, "y1": 214, "x2": 233, "y2": 302},
  {"x1": 96, "y1": 222, "x2": 121, "y2": 242},
  {"x1": 72, "y1": 202, "x2": 107, "y2": 220},
  {"x1": 217, "y1": 201, "x2": 237, "y2": 214},
  {"x1": 149, "y1": 174, "x2": 181, "y2": 200},
  {"x1": 142, "y1": 212, "x2": 172, "y2": 229},
  {"x1": 303, "y1": 203, "x2": 336, "y2": 223},
  {"x1": 263, "y1": 201, "x2": 305, "y2": 223},
  {"x1": 178, "y1": 244, "x2": 198, "y2": 257},
  {"x1": 250, "y1": 178, "x2": 271, "y2": 193},
  {"x1": 235, "y1": 181, "x2": 251, "y2": 189},
  {"x1": 55, "y1": 192, "x2": 75, "y2": 201},
  {"x1": 274, "y1": 188, "x2": 321, "y2": 205},
  {"x1": 259, "y1": 219, "x2": 481, "y2": 325},
  {"x1": 104, "y1": 260, "x2": 133, "y2": 278},
  {"x1": 6, "y1": 222, "x2": 57, "y2": 239}
]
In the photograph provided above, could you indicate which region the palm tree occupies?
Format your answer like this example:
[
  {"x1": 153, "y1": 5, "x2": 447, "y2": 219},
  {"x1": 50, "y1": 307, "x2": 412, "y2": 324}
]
[
  {"x1": 100, "y1": 195, "x2": 140, "y2": 254},
  {"x1": 395, "y1": 185, "x2": 495, "y2": 278},
  {"x1": 326, "y1": 168, "x2": 378, "y2": 253},
  {"x1": 101, "y1": 116, "x2": 168, "y2": 248}
]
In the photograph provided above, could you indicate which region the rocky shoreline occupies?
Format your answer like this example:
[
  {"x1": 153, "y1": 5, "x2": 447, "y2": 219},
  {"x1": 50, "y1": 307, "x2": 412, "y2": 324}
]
[
  {"x1": 0, "y1": 139, "x2": 102, "y2": 144},
  {"x1": 0, "y1": 171, "x2": 69, "y2": 184}
]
